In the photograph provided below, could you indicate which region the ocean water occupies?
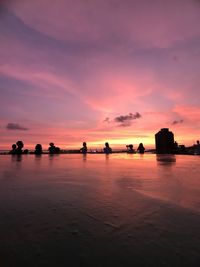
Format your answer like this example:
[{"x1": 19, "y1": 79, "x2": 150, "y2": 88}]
[{"x1": 0, "y1": 154, "x2": 200, "y2": 266}]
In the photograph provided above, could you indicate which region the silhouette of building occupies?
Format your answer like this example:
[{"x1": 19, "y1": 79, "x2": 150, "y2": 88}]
[{"x1": 155, "y1": 128, "x2": 175, "y2": 154}]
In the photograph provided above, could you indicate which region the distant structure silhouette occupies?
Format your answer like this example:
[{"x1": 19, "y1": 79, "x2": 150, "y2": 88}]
[
  {"x1": 178, "y1": 144, "x2": 186, "y2": 154},
  {"x1": 155, "y1": 128, "x2": 175, "y2": 154},
  {"x1": 174, "y1": 141, "x2": 178, "y2": 151},
  {"x1": 23, "y1": 149, "x2": 29, "y2": 154},
  {"x1": 35, "y1": 144, "x2": 43, "y2": 155},
  {"x1": 137, "y1": 143, "x2": 145, "y2": 154},
  {"x1": 80, "y1": 142, "x2": 87, "y2": 154},
  {"x1": 55, "y1": 147, "x2": 60, "y2": 154},
  {"x1": 126, "y1": 144, "x2": 134, "y2": 153},
  {"x1": 103, "y1": 142, "x2": 112, "y2": 154},
  {"x1": 197, "y1": 140, "x2": 200, "y2": 154},
  {"x1": 9, "y1": 144, "x2": 17, "y2": 154},
  {"x1": 16, "y1": 141, "x2": 24, "y2": 155}
]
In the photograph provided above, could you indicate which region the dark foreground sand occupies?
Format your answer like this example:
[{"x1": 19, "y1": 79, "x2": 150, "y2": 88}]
[{"x1": 0, "y1": 154, "x2": 200, "y2": 267}]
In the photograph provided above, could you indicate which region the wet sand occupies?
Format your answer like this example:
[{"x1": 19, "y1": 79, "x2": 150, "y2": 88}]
[{"x1": 0, "y1": 154, "x2": 200, "y2": 266}]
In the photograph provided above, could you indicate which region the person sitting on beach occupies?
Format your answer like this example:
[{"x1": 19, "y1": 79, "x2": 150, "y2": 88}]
[
  {"x1": 80, "y1": 142, "x2": 87, "y2": 154},
  {"x1": 35, "y1": 144, "x2": 43, "y2": 155},
  {"x1": 16, "y1": 141, "x2": 24, "y2": 155},
  {"x1": 48, "y1": 142, "x2": 56, "y2": 154},
  {"x1": 137, "y1": 143, "x2": 145, "y2": 154},
  {"x1": 9, "y1": 144, "x2": 17, "y2": 154},
  {"x1": 103, "y1": 142, "x2": 112, "y2": 154},
  {"x1": 127, "y1": 144, "x2": 134, "y2": 153}
]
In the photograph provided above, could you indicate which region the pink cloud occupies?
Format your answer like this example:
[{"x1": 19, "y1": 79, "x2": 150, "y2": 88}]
[{"x1": 1, "y1": 0, "x2": 200, "y2": 149}]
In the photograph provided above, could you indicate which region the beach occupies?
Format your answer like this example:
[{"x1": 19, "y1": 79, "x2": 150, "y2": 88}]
[{"x1": 0, "y1": 153, "x2": 200, "y2": 266}]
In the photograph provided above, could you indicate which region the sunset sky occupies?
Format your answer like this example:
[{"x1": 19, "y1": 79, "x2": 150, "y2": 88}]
[{"x1": 0, "y1": 0, "x2": 200, "y2": 149}]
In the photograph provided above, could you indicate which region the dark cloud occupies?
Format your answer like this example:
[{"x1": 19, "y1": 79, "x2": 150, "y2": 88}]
[
  {"x1": 114, "y1": 112, "x2": 142, "y2": 127},
  {"x1": 172, "y1": 119, "x2": 183, "y2": 125},
  {"x1": 6, "y1": 123, "x2": 29, "y2": 131},
  {"x1": 103, "y1": 117, "x2": 110, "y2": 123}
]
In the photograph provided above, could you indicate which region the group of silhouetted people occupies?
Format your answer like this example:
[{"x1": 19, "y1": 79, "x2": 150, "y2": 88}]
[
  {"x1": 8, "y1": 141, "x2": 145, "y2": 155},
  {"x1": 9, "y1": 141, "x2": 28, "y2": 155},
  {"x1": 79, "y1": 142, "x2": 147, "y2": 154},
  {"x1": 79, "y1": 142, "x2": 144, "y2": 154},
  {"x1": 9, "y1": 141, "x2": 61, "y2": 155},
  {"x1": 79, "y1": 142, "x2": 112, "y2": 154},
  {"x1": 126, "y1": 143, "x2": 145, "y2": 154}
]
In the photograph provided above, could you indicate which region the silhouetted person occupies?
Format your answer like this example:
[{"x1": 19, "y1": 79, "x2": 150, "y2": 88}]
[
  {"x1": 127, "y1": 144, "x2": 134, "y2": 153},
  {"x1": 48, "y1": 142, "x2": 56, "y2": 154},
  {"x1": 80, "y1": 142, "x2": 87, "y2": 154},
  {"x1": 35, "y1": 144, "x2": 43, "y2": 155},
  {"x1": 9, "y1": 144, "x2": 17, "y2": 154},
  {"x1": 195, "y1": 140, "x2": 200, "y2": 154},
  {"x1": 16, "y1": 141, "x2": 24, "y2": 155},
  {"x1": 103, "y1": 142, "x2": 112, "y2": 154},
  {"x1": 137, "y1": 143, "x2": 145, "y2": 154}
]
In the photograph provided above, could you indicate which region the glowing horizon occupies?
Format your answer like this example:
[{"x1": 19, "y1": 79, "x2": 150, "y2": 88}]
[{"x1": 0, "y1": 0, "x2": 200, "y2": 150}]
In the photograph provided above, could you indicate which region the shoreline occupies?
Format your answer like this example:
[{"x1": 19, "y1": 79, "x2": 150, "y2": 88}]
[{"x1": 0, "y1": 151, "x2": 199, "y2": 156}]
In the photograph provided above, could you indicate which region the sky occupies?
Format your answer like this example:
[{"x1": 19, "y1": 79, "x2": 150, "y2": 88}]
[{"x1": 0, "y1": 0, "x2": 200, "y2": 149}]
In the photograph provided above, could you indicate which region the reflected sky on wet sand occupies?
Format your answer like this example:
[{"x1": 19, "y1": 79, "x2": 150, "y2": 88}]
[{"x1": 0, "y1": 154, "x2": 200, "y2": 266}]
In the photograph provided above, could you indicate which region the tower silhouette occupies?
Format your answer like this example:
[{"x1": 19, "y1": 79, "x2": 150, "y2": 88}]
[{"x1": 155, "y1": 128, "x2": 175, "y2": 154}]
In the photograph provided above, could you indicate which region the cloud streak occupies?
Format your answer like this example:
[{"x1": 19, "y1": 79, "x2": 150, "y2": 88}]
[
  {"x1": 6, "y1": 123, "x2": 29, "y2": 131},
  {"x1": 172, "y1": 119, "x2": 184, "y2": 125}
]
